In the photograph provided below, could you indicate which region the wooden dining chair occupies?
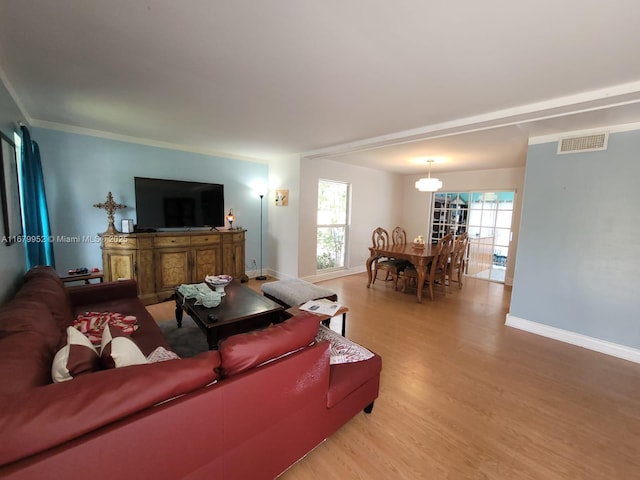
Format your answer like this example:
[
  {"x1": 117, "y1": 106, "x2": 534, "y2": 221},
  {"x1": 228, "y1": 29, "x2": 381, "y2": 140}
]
[
  {"x1": 448, "y1": 232, "x2": 469, "y2": 290},
  {"x1": 400, "y1": 233, "x2": 454, "y2": 300},
  {"x1": 371, "y1": 227, "x2": 409, "y2": 289},
  {"x1": 391, "y1": 226, "x2": 407, "y2": 246},
  {"x1": 391, "y1": 226, "x2": 412, "y2": 263},
  {"x1": 425, "y1": 234, "x2": 454, "y2": 300}
]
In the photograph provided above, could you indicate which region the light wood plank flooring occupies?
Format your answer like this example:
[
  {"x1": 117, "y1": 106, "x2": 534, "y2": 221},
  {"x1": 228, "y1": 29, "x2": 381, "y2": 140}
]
[{"x1": 147, "y1": 274, "x2": 640, "y2": 479}]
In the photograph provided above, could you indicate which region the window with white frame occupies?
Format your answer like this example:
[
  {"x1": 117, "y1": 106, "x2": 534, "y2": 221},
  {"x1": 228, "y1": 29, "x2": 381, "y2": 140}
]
[{"x1": 316, "y1": 179, "x2": 349, "y2": 271}]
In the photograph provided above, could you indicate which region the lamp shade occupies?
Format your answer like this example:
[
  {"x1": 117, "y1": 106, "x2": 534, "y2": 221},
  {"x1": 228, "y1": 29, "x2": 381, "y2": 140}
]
[{"x1": 415, "y1": 177, "x2": 443, "y2": 192}]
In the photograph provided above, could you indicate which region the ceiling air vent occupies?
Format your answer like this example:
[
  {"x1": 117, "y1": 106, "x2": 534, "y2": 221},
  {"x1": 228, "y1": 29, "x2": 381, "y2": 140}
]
[{"x1": 557, "y1": 133, "x2": 608, "y2": 154}]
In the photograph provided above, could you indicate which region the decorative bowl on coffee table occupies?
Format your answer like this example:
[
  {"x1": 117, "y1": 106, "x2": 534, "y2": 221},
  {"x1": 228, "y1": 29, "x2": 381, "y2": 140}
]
[{"x1": 205, "y1": 275, "x2": 233, "y2": 296}]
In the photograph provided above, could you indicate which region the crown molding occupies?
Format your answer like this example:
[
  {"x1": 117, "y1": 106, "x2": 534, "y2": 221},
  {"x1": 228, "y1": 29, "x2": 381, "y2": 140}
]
[{"x1": 30, "y1": 119, "x2": 268, "y2": 164}]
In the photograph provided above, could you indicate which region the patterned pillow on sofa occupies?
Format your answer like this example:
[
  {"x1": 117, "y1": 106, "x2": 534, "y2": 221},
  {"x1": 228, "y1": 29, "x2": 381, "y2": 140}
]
[
  {"x1": 51, "y1": 326, "x2": 101, "y2": 382},
  {"x1": 74, "y1": 311, "x2": 138, "y2": 346},
  {"x1": 315, "y1": 325, "x2": 374, "y2": 364},
  {"x1": 100, "y1": 324, "x2": 149, "y2": 369}
]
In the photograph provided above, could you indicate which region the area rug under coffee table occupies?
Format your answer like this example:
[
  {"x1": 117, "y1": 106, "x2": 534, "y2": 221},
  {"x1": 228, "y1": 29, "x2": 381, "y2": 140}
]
[{"x1": 158, "y1": 317, "x2": 208, "y2": 358}]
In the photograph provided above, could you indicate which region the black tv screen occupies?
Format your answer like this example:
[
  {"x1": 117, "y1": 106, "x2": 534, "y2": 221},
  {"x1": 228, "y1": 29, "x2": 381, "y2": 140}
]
[{"x1": 134, "y1": 177, "x2": 224, "y2": 229}]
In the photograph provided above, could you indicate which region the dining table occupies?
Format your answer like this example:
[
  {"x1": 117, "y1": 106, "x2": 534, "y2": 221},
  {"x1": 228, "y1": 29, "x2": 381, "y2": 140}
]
[{"x1": 366, "y1": 242, "x2": 439, "y2": 303}]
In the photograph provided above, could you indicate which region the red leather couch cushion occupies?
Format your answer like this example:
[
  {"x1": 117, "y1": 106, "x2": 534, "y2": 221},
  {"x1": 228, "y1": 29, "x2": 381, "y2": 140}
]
[
  {"x1": 0, "y1": 330, "x2": 55, "y2": 394},
  {"x1": 17, "y1": 266, "x2": 74, "y2": 335},
  {"x1": 0, "y1": 350, "x2": 222, "y2": 466},
  {"x1": 327, "y1": 353, "x2": 382, "y2": 408},
  {"x1": 0, "y1": 298, "x2": 60, "y2": 351},
  {"x1": 67, "y1": 278, "x2": 138, "y2": 305},
  {"x1": 218, "y1": 312, "x2": 320, "y2": 377},
  {"x1": 0, "y1": 299, "x2": 61, "y2": 394}
]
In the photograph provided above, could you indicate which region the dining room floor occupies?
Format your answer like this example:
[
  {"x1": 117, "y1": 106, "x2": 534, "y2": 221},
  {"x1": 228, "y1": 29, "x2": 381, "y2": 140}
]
[{"x1": 470, "y1": 265, "x2": 506, "y2": 282}]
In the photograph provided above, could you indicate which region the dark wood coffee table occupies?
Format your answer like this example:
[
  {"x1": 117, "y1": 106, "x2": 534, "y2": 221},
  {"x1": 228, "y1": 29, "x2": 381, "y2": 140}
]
[{"x1": 174, "y1": 281, "x2": 283, "y2": 349}]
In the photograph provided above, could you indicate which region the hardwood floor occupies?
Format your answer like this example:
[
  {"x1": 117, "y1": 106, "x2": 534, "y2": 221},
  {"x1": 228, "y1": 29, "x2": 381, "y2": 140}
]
[{"x1": 147, "y1": 274, "x2": 640, "y2": 479}]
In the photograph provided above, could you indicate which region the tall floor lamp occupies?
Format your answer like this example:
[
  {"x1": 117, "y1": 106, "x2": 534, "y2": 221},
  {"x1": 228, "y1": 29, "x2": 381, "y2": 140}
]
[{"x1": 256, "y1": 187, "x2": 268, "y2": 280}]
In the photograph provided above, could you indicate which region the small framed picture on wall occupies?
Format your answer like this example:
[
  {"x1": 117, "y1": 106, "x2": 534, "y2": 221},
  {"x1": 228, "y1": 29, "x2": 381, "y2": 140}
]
[{"x1": 275, "y1": 189, "x2": 288, "y2": 206}]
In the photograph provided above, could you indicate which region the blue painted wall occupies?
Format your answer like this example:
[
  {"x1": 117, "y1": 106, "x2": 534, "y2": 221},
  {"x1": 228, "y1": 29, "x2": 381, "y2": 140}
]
[
  {"x1": 32, "y1": 127, "x2": 268, "y2": 275},
  {"x1": 510, "y1": 129, "x2": 640, "y2": 349}
]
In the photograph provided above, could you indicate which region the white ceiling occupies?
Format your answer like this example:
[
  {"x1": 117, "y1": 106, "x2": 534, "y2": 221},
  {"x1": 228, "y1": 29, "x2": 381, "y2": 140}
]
[{"x1": 2, "y1": 0, "x2": 640, "y2": 176}]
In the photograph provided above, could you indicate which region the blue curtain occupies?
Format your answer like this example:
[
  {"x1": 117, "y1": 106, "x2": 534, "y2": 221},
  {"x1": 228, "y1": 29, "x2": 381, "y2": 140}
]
[{"x1": 20, "y1": 126, "x2": 55, "y2": 268}]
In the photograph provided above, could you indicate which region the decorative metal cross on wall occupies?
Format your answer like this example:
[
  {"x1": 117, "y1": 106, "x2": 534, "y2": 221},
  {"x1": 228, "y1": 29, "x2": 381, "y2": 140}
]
[{"x1": 94, "y1": 192, "x2": 127, "y2": 234}]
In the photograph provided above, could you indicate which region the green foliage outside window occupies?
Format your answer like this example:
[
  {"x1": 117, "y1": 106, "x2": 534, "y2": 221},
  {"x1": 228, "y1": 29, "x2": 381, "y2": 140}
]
[{"x1": 316, "y1": 180, "x2": 348, "y2": 270}]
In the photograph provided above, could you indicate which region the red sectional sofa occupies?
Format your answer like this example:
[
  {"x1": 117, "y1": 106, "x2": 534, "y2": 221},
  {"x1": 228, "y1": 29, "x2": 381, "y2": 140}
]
[{"x1": 0, "y1": 266, "x2": 382, "y2": 479}]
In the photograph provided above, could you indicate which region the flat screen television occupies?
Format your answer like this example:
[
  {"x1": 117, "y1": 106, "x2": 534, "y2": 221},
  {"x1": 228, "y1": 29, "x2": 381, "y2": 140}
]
[{"x1": 134, "y1": 177, "x2": 224, "y2": 230}]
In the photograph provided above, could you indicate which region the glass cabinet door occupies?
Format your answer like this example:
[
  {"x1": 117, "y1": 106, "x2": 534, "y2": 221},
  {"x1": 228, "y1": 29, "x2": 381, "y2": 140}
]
[{"x1": 431, "y1": 192, "x2": 468, "y2": 243}]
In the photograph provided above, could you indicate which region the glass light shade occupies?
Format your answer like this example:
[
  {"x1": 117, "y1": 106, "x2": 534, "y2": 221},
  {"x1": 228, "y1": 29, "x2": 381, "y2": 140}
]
[
  {"x1": 226, "y1": 208, "x2": 235, "y2": 228},
  {"x1": 415, "y1": 177, "x2": 443, "y2": 192}
]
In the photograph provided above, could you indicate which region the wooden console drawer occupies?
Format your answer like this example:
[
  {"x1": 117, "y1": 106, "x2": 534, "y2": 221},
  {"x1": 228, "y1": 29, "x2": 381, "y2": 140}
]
[
  {"x1": 223, "y1": 232, "x2": 245, "y2": 243},
  {"x1": 155, "y1": 236, "x2": 190, "y2": 248},
  {"x1": 191, "y1": 234, "x2": 222, "y2": 246}
]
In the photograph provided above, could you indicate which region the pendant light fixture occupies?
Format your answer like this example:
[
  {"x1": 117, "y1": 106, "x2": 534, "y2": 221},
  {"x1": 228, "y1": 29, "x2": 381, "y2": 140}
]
[{"x1": 415, "y1": 159, "x2": 443, "y2": 192}]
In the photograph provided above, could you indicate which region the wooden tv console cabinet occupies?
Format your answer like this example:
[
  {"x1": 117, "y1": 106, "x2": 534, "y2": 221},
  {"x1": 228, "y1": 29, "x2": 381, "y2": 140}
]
[{"x1": 100, "y1": 230, "x2": 247, "y2": 305}]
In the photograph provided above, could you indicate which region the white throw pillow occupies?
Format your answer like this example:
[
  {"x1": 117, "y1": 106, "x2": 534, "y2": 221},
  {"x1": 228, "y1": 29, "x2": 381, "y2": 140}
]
[
  {"x1": 100, "y1": 324, "x2": 148, "y2": 369},
  {"x1": 51, "y1": 327, "x2": 100, "y2": 382}
]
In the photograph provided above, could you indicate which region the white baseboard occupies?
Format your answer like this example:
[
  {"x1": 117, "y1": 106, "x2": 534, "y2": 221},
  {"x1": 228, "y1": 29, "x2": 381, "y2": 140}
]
[
  {"x1": 303, "y1": 266, "x2": 366, "y2": 284},
  {"x1": 505, "y1": 314, "x2": 640, "y2": 364},
  {"x1": 263, "y1": 266, "x2": 365, "y2": 284}
]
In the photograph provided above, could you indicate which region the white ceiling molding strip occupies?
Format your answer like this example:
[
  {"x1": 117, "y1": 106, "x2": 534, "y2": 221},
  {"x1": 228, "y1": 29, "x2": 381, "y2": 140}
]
[{"x1": 302, "y1": 80, "x2": 640, "y2": 160}]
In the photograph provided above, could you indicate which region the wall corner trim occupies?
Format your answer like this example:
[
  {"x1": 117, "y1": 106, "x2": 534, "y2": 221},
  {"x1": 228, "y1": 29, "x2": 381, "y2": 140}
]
[{"x1": 505, "y1": 314, "x2": 640, "y2": 365}]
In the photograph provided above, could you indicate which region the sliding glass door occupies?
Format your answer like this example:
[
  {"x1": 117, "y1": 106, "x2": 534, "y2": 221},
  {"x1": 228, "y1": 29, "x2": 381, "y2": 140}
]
[
  {"x1": 466, "y1": 191, "x2": 515, "y2": 282},
  {"x1": 431, "y1": 190, "x2": 515, "y2": 283}
]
